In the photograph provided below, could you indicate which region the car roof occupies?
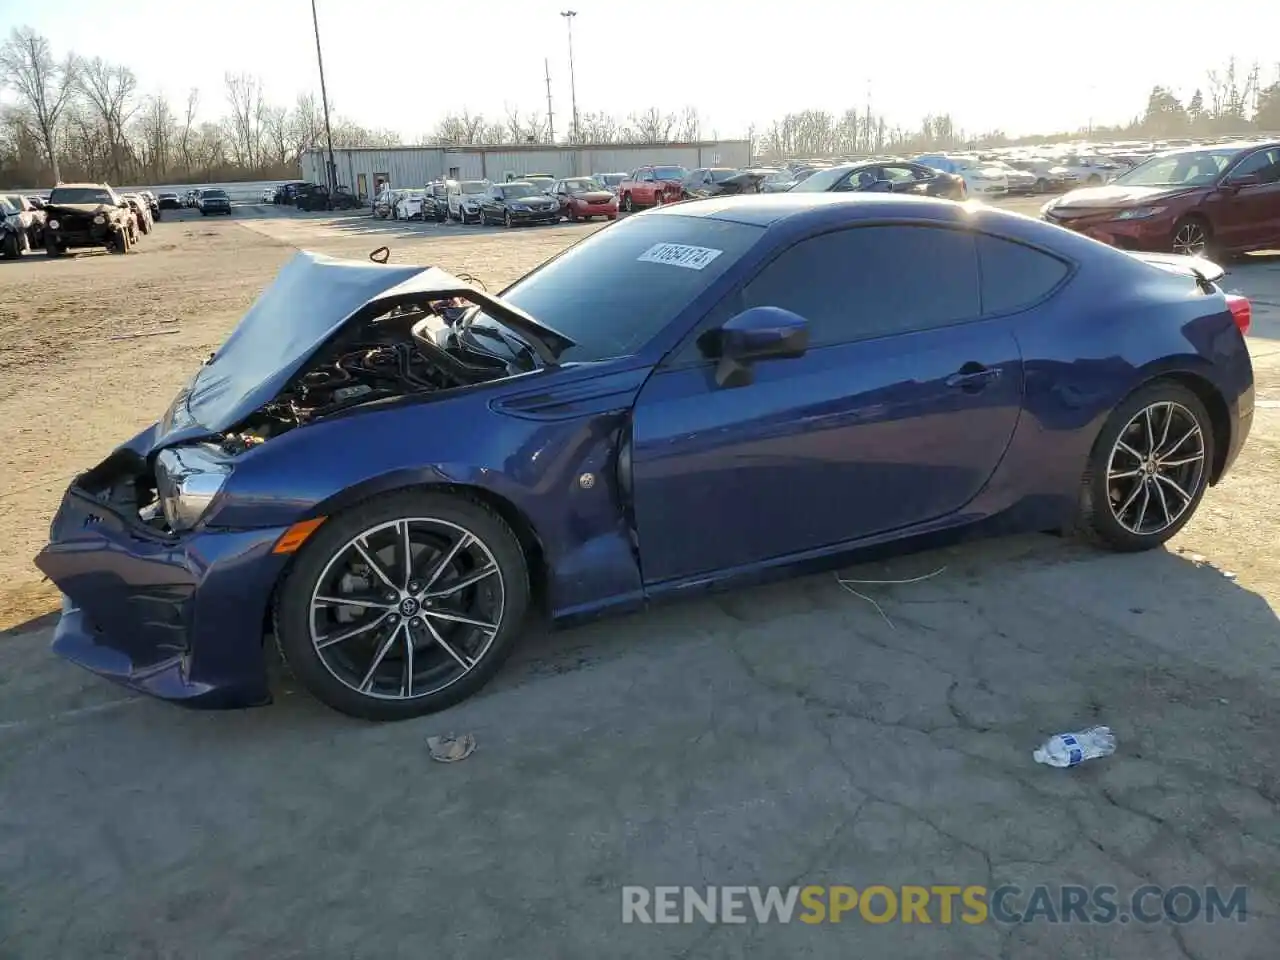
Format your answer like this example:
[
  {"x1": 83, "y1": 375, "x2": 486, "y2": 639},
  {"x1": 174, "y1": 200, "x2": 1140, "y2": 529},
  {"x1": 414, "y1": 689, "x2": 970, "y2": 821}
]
[
  {"x1": 1154, "y1": 138, "x2": 1280, "y2": 157},
  {"x1": 651, "y1": 193, "x2": 1090, "y2": 247},
  {"x1": 52, "y1": 182, "x2": 111, "y2": 189}
]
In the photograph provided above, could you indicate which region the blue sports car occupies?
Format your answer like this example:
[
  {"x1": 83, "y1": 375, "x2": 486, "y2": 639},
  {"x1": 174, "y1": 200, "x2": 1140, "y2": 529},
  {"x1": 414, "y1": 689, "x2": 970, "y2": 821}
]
[{"x1": 35, "y1": 194, "x2": 1254, "y2": 720}]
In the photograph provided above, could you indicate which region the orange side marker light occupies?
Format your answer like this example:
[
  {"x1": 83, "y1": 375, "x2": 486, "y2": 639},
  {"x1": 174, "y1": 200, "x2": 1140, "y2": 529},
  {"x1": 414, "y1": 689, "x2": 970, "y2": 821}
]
[{"x1": 273, "y1": 517, "x2": 326, "y2": 554}]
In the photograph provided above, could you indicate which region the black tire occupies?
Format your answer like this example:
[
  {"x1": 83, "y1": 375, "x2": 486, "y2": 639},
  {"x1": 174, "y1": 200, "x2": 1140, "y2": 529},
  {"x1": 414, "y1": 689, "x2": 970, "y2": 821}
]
[
  {"x1": 45, "y1": 237, "x2": 63, "y2": 257},
  {"x1": 1034, "y1": 178, "x2": 1049, "y2": 194},
  {"x1": 200, "y1": 209, "x2": 207, "y2": 216},
  {"x1": 110, "y1": 230, "x2": 130, "y2": 255},
  {"x1": 621, "y1": 193, "x2": 633, "y2": 213},
  {"x1": 1, "y1": 232, "x2": 19, "y2": 260},
  {"x1": 504, "y1": 211, "x2": 513, "y2": 228},
  {"x1": 1171, "y1": 215, "x2": 1216, "y2": 260},
  {"x1": 1071, "y1": 380, "x2": 1214, "y2": 552},
  {"x1": 273, "y1": 490, "x2": 531, "y2": 721}
]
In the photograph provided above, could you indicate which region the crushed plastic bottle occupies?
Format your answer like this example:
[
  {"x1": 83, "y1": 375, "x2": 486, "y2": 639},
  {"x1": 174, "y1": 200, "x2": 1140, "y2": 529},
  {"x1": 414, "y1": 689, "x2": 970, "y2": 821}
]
[{"x1": 1033, "y1": 726, "x2": 1116, "y2": 768}]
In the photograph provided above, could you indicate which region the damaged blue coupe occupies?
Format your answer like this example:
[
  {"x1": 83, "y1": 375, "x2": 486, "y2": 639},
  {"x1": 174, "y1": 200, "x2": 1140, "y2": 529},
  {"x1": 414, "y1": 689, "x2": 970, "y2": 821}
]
[{"x1": 36, "y1": 194, "x2": 1254, "y2": 720}]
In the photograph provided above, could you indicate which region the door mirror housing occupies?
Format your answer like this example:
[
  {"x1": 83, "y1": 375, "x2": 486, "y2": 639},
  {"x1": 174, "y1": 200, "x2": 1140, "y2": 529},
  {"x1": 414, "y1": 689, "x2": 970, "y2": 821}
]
[
  {"x1": 1226, "y1": 172, "x2": 1262, "y2": 188},
  {"x1": 701, "y1": 306, "x2": 810, "y2": 388}
]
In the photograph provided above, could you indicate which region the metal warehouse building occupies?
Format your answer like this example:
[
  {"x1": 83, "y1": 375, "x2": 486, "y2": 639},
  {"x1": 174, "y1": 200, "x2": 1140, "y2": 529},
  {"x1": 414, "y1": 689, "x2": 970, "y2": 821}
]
[{"x1": 300, "y1": 141, "x2": 752, "y2": 197}]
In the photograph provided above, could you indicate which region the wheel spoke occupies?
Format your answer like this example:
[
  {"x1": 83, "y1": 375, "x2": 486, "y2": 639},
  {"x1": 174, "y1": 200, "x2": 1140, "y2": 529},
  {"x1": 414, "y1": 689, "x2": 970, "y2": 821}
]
[
  {"x1": 1115, "y1": 440, "x2": 1144, "y2": 461},
  {"x1": 352, "y1": 539, "x2": 398, "y2": 592},
  {"x1": 1157, "y1": 425, "x2": 1200, "y2": 460},
  {"x1": 1134, "y1": 484, "x2": 1152, "y2": 533},
  {"x1": 425, "y1": 562, "x2": 498, "y2": 598},
  {"x1": 421, "y1": 533, "x2": 473, "y2": 592},
  {"x1": 397, "y1": 520, "x2": 413, "y2": 590},
  {"x1": 1159, "y1": 453, "x2": 1204, "y2": 468},
  {"x1": 1151, "y1": 476, "x2": 1172, "y2": 528},
  {"x1": 316, "y1": 611, "x2": 391, "y2": 649},
  {"x1": 315, "y1": 595, "x2": 394, "y2": 611},
  {"x1": 1155, "y1": 472, "x2": 1192, "y2": 505},
  {"x1": 424, "y1": 608, "x2": 498, "y2": 632},
  {"x1": 422, "y1": 617, "x2": 478, "y2": 671},
  {"x1": 1156, "y1": 402, "x2": 1174, "y2": 452},
  {"x1": 1115, "y1": 479, "x2": 1146, "y2": 521},
  {"x1": 1142, "y1": 407, "x2": 1156, "y2": 455},
  {"x1": 359, "y1": 621, "x2": 404, "y2": 692},
  {"x1": 401, "y1": 624, "x2": 415, "y2": 698},
  {"x1": 1108, "y1": 467, "x2": 1143, "y2": 480}
]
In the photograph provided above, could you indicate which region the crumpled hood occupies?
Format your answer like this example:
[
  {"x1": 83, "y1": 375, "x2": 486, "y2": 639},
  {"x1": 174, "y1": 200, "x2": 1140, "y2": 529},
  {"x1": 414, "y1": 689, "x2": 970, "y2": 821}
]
[
  {"x1": 1052, "y1": 184, "x2": 1187, "y2": 209},
  {"x1": 156, "y1": 250, "x2": 575, "y2": 444}
]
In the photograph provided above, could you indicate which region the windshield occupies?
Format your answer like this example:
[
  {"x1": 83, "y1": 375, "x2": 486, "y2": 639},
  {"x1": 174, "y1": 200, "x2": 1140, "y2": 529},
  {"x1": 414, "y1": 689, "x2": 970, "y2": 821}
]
[
  {"x1": 49, "y1": 186, "x2": 116, "y2": 205},
  {"x1": 600, "y1": 174, "x2": 624, "y2": 186},
  {"x1": 652, "y1": 166, "x2": 687, "y2": 180},
  {"x1": 468, "y1": 215, "x2": 762, "y2": 363},
  {"x1": 1113, "y1": 148, "x2": 1239, "y2": 187},
  {"x1": 462, "y1": 182, "x2": 486, "y2": 194},
  {"x1": 501, "y1": 184, "x2": 541, "y2": 199},
  {"x1": 789, "y1": 166, "x2": 855, "y2": 192},
  {"x1": 0, "y1": 197, "x2": 16, "y2": 215},
  {"x1": 564, "y1": 179, "x2": 597, "y2": 192},
  {"x1": 709, "y1": 169, "x2": 740, "y2": 182}
]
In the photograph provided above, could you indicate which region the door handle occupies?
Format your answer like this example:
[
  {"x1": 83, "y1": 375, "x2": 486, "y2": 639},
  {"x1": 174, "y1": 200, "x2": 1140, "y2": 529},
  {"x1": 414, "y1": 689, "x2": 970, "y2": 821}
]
[{"x1": 945, "y1": 363, "x2": 1000, "y2": 391}]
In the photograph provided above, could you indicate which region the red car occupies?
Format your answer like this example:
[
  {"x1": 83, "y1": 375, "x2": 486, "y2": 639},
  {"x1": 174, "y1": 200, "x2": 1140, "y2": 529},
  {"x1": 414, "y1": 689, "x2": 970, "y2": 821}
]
[
  {"x1": 1040, "y1": 140, "x2": 1280, "y2": 259},
  {"x1": 551, "y1": 177, "x2": 618, "y2": 222},
  {"x1": 617, "y1": 164, "x2": 687, "y2": 213}
]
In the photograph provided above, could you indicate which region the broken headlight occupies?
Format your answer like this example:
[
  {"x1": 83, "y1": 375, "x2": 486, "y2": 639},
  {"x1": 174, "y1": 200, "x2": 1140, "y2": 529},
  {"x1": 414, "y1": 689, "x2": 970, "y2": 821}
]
[{"x1": 154, "y1": 444, "x2": 233, "y2": 531}]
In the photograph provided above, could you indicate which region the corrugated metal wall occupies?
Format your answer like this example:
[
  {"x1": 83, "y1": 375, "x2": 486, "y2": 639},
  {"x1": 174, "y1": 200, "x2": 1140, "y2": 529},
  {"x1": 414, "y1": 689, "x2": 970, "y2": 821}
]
[{"x1": 300, "y1": 141, "x2": 753, "y2": 194}]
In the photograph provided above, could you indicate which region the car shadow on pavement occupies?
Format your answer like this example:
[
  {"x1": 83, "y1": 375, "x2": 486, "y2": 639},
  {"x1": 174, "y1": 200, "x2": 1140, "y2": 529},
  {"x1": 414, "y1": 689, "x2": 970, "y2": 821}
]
[{"x1": 2, "y1": 533, "x2": 1279, "y2": 957}]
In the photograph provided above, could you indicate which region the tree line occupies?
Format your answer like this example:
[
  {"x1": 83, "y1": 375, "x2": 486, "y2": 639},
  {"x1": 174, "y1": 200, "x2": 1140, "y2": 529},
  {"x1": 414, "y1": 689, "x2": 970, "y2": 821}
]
[{"x1": 2, "y1": 24, "x2": 1278, "y2": 190}]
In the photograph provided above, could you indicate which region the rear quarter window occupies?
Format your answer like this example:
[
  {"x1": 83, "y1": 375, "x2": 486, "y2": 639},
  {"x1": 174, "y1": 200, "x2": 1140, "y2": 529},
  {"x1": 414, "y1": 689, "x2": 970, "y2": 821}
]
[{"x1": 976, "y1": 234, "x2": 1071, "y2": 315}]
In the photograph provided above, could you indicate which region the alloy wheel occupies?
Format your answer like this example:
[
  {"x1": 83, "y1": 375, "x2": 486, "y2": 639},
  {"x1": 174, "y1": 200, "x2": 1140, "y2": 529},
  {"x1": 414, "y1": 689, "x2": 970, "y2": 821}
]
[
  {"x1": 1172, "y1": 221, "x2": 1208, "y2": 257},
  {"x1": 1105, "y1": 401, "x2": 1206, "y2": 537},
  {"x1": 308, "y1": 517, "x2": 506, "y2": 701}
]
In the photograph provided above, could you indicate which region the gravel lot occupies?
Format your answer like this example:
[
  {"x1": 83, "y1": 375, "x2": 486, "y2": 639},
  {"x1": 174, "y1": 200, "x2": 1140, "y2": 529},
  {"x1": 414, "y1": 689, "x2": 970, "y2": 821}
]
[{"x1": 2, "y1": 200, "x2": 1279, "y2": 958}]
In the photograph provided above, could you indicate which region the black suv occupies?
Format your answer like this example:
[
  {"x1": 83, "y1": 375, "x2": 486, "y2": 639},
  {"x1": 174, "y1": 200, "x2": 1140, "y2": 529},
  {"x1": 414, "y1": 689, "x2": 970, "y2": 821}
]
[{"x1": 43, "y1": 183, "x2": 134, "y2": 255}]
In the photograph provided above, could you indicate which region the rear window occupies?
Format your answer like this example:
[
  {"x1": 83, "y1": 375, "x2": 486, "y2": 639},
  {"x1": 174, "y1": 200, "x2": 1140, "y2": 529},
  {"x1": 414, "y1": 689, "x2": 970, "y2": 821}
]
[
  {"x1": 473, "y1": 214, "x2": 763, "y2": 363},
  {"x1": 203, "y1": 190, "x2": 228, "y2": 198},
  {"x1": 49, "y1": 187, "x2": 115, "y2": 204},
  {"x1": 976, "y1": 235, "x2": 1071, "y2": 314}
]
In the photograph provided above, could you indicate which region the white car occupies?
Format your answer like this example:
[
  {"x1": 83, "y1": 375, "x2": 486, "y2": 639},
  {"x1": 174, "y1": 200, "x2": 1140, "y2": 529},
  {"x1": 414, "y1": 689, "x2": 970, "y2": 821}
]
[
  {"x1": 447, "y1": 180, "x2": 489, "y2": 223},
  {"x1": 1051, "y1": 154, "x2": 1123, "y2": 186},
  {"x1": 913, "y1": 154, "x2": 1008, "y2": 197},
  {"x1": 977, "y1": 159, "x2": 1039, "y2": 195},
  {"x1": 261, "y1": 187, "x2": 276, "y2": 203},
  {"x1": 1004, "y1": 158, "x2": 1080, "y2": 193},
  {"x1": 394, "y1": 190, "x2": 426, "y2": 221}
]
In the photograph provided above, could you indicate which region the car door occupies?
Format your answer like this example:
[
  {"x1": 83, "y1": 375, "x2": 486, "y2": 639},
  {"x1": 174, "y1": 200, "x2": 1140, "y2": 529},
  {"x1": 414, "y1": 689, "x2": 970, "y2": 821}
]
[
  {"x1": 1211, "y1": 147, "x2": 1280, "y2": 251},
  {"x1": 639, "y1": 169, "x2": 657, "y2": 204},
  {"x1": 628, "y1": 223, "x2": 1026, "y2": 585}
]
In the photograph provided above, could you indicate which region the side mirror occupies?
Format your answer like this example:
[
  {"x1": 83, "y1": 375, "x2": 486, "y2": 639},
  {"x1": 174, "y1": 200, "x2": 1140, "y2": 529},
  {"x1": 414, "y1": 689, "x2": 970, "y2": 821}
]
[
  {"x1": 700, "y1": 306, "x2": 810, "y2": 388},
  {"x1": 1226, "y1": 172, "x2": 1261, "y2": 188}
]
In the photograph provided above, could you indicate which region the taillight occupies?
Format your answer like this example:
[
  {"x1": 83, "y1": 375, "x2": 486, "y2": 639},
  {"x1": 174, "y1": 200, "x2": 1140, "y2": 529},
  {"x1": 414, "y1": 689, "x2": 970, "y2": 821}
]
[{"x1": 1226, "y1": 293, "x2": 1251, "y2": 335}]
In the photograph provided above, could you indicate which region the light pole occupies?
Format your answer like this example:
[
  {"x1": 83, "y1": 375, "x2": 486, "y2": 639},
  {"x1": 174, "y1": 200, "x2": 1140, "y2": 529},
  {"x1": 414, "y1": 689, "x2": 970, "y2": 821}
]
[
  {"x1": 311, "y1": 0, "x2": 337, "y2": 193},
  {"x1": 560, "y1": 10, "x2": 579, "y2": 144}
]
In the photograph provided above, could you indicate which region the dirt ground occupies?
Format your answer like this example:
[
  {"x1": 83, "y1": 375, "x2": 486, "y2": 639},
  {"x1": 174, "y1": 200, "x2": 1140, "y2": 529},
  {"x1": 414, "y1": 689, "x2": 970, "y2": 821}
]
[{"x1": 3, "y1": 202, "x2": 1280, "y2": 958}]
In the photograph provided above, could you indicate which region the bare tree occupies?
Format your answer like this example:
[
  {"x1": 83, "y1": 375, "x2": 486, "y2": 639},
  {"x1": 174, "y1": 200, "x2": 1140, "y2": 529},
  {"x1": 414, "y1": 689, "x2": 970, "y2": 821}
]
[
  {"x1": 431, "y1": 110, "x2": 487, "y2": 144},
  {"x1": 261, "y1": 104, "x2": 290, "y2": 166},
  {"x1": 224, "y1": 72, "x2": 265, "y2": 169},
  {"x1": 0, "y1": 27, "x2": 78, "y2": 182},
  {"x1": 577, "y1": 111, "x2": 617, "y2": 143},
  {"x1": 178, "y1": 87, "x2": 198, "y2": 173},
  {"x1": 78, "y1": 56, "x2": 138, "y2": 183},
  {"x1": 134, "y1": 93, "x2": 174, "y2": 179},
  {"x1": 289, "y1": 93, "x2": 325, "y2": 158},
  {"x1": 677, "y1": 106, "x2": 701, "y2": 142},
  {"x1": 623, "y1": 107, "x2": 676, "y2": 143}
]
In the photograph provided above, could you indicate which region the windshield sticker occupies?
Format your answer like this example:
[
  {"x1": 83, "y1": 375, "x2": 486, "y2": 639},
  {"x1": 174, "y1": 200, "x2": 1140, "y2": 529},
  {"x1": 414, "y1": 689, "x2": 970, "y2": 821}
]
[{"x1": 637, "y1": 243, "x2": 724, "y2": 271}]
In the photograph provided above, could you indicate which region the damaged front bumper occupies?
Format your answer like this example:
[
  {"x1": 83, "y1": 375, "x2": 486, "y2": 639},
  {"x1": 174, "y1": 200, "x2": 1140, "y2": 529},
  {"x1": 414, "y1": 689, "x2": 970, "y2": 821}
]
[{"x1": 34, "y1": 471, "x2": 291, "y2": 709}]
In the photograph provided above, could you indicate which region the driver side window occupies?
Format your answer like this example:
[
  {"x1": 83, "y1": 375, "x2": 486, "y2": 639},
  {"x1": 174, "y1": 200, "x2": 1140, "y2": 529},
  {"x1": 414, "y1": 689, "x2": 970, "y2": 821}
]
[{"x1": 1231, "y1": 148, "x2": 1280, "y2": 184}]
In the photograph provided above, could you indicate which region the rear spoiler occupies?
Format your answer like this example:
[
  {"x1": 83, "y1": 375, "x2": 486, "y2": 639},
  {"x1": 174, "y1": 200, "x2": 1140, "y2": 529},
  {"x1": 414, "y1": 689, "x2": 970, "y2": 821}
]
[{"x1": 1127, "y1": 251, "x2": 1226, "y2": 290}]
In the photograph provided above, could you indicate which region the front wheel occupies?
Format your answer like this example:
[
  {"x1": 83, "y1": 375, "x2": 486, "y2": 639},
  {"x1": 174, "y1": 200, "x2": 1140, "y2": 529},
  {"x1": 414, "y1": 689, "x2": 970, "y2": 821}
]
[
  {"x1": 621, "y1": 193, "x2": 633, "y2": 213},
  {"x1": 1171, "y1": 216, "x2": 1214, "y2": 259},
  {"x1": 1071, "y1": 381, "x2": 1213, "y2": 552},
  {"x1": 110, "y1": 229, "x2": 130, "y2": 254},
  {"x1": 273, "y1": 491, "x2": 531, "y2": 721},
  {"x1": 1, "y1": 232, "x2": 19, "y2": 260},
  {"x1": 504, "y1": 211, "x2": 513, "y2": 228}
]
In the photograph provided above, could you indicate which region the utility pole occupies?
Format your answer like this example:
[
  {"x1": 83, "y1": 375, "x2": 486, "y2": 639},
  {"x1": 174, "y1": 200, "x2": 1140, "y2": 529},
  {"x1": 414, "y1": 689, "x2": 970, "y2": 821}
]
[
  {"x1": 561, "y1": 10, "x2": 580, "y2": 144},
  {"x1": 310, "y1": 0, "x2": 337, "y2": 192},
  {"x1": 544, "y1": 59, "x2": 555, "y2": 144}
]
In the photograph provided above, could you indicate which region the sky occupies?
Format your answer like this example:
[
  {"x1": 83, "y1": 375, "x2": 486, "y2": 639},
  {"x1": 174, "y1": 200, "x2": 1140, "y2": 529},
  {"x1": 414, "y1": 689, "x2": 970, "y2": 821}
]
[{"x1": 3, "y1": 0, "x2": 1279, "y2": 141}]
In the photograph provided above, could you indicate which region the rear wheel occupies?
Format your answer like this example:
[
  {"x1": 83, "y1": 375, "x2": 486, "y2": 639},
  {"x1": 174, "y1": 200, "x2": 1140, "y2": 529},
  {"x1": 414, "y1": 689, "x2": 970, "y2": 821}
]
[
  {"x1": 504, "y1": 211, "x2": 513, "y2": 228},
  {"x1": 273, "y1": 491, "x2": 530, "y2": 721},
  {"x1": 110, "y1": 229, "x2": 131, "y2": 255},
  {"x1": 45, "y1": 236, "x2": 63, "y2": 257},
  {"x1": 1, "y1": 232, "x2": 19, "y2": 260},
  {"x1": 621, "y1": 193, "x2": 633, "y2": 213},
  {"x1": 1034, "y1": 178, "x2": 1049, "y2": 194},
  {"x1": 1071, "y1": 381, "x2": 1213, "y2": 552}
]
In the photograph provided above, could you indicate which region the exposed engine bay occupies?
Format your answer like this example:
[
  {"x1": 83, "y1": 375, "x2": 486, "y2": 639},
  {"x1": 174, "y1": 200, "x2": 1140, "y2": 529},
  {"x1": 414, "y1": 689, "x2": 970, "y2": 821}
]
[{"x1": 222, "y1": 280, "x2": 519, "y2": 453}]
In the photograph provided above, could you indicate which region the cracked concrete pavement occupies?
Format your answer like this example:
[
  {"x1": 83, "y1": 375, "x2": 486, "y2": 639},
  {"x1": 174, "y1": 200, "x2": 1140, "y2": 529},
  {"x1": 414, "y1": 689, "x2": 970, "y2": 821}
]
[{"x1": 1, "y1": 210, "x2": 1279, "y2": 959}]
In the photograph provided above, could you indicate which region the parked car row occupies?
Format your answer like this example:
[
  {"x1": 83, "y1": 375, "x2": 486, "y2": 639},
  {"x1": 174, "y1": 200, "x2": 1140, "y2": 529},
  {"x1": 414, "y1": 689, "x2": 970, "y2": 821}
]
[
  {"x1": 273, "y1": 180, "x2": 363, "y2": 212},
  {"x1": 370, "y1": 176, "x2": 623, "y2": 227},
  {"x1": 2, "y1": 182, "x2": 163, "y2": 258}
]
